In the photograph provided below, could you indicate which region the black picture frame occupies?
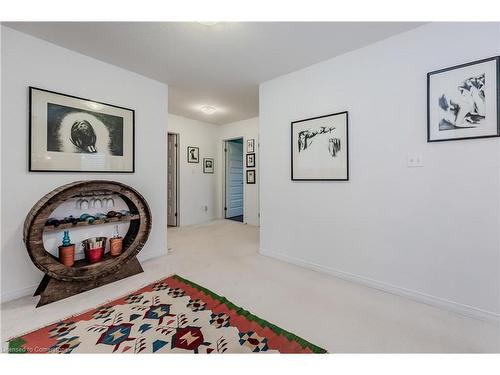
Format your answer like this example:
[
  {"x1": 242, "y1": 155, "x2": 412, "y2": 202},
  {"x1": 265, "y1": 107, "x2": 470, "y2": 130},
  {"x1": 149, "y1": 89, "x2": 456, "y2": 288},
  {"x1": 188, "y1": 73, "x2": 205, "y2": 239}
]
[
  {"x1": 427, "y1": 56, "x2": 500, "y2": 143},
  {"x1": 247, "y1": 139, "x2": 255, "y2": 153},
  {"x1": 187, "y1": 146, "x2": 200, "y2": 163},
  {"x1": 203, "y1": 158, "x2": 214, "y2": 173},
  {"x1": 246, "y1": 153, "x2": 256, "y2": 168},
  {"x1": 29, "y1": 86, "x2": 135, "y2": 173},
  {"x1": 291, "y1": 111, "x2": 349, "y2": 181},
  {"x1": 246, "y1": 169, "x2": 256, "y2": 184}
]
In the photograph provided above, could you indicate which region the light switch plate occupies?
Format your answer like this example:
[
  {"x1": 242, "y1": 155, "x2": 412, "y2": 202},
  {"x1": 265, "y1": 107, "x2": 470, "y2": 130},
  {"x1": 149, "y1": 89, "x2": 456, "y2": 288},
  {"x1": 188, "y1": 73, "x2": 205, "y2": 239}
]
[{"x1": 407, "y1": 155, "x2": 423, "y2": 167}]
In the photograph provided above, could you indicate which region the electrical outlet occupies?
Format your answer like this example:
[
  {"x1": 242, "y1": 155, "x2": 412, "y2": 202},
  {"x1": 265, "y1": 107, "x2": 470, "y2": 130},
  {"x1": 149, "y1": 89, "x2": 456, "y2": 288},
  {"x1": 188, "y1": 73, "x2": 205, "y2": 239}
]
[{"x1": 407, "y1": 155, "x2": 423, "y2": 167}]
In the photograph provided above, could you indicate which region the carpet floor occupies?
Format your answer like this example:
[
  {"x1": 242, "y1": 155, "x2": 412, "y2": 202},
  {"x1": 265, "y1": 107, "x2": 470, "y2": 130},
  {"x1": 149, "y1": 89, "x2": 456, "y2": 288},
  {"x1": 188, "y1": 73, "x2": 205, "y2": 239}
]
[{"x1": 8, "y1": 274, "x2": 326, "y2": 354}]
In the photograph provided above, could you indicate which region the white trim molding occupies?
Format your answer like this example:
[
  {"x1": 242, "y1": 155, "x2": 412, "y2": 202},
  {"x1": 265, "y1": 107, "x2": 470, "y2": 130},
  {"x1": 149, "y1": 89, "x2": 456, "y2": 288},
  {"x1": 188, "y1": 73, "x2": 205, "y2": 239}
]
[
  {"x1": 1, "y1": 248, "x2": 167, "y2": 304},
  {"x1": 260, "y1": 248, "x2": 500, "y2": 324},
  {"x1": 0, "y1": 284, "x2": 38, "y2": 304}
]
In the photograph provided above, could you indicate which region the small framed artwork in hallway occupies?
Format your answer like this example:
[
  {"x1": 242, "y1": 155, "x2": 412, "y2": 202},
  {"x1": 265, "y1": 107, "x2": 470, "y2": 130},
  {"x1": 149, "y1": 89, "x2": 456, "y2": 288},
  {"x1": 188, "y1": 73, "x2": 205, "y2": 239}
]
[
  {"x1": 167, "y1": 132, "x2": 180, "y2": 227},
  {"x1": 224, "y1": 137, "x2": 244, "y2": 223},
  {"x1": 246, "y1": 170, "x2": 256, "y2": 184},
  {"x1": 187, "y1": 146, "x2": 199, "y2": 163},
  {"x1": 246, "y1": 153, "x2": 256, "y2": 167},
  {"x1": 203, "y1": 158, "x2": 215, "y2": 174}
]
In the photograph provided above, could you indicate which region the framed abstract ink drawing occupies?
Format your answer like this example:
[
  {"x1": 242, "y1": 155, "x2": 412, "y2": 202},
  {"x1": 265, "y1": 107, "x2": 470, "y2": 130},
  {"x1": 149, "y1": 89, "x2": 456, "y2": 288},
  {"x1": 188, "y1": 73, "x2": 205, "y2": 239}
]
[
  {"x1": 203, "y1": 158, "x2": 214, "y2": 173},
  {"x1": 187, "y1": 146, "x2": 200, "y2": 163},
  {"x1": 246, "y1": 153, "x2": 255, "y2": 168},
  {"x1": 291, "y1": 111, "x2": 348, "y2": 181},
  {"x1": 427, "y1": 56, "x2": 500, "y2": 142},
  {"x1": 246, "y1": 170, "x2": 256, "y2": 184}
]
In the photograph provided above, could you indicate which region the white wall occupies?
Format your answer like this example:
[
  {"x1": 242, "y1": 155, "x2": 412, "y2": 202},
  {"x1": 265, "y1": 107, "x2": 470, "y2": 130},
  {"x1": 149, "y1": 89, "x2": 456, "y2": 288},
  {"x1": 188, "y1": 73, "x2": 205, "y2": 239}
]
[
  {"x1": 168, "y1": 114, "x2": 219, "y2": 226},
  {"x1": 1, "y1": 27, "x2": 168, "y2": 302},
  {"x1": 260, "y1": 22, "x2": 500, "y2": 321},
  {"x1": 217, "y1": 117, "x2": 260, "y2": 226}
]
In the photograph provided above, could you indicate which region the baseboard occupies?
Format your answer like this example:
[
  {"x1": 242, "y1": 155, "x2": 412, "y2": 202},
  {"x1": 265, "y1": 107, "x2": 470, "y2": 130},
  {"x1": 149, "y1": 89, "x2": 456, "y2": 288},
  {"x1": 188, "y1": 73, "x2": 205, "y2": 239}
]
[
  {"x1": 244, "y1": 219, "x2": 260, "y2": 227},
  {"x1": 1, "y1": 284, "x2": 38, "y2": 304},
  {"x1": 260, "y1": 248, "x2": 500, "y2": 324},
  {"x1": 179, "y1": 217, "x2": 218, "y2": 227},
  {"x1": 137, "y1": 247, "x2": 166, "y2": 262},
  {"x1": 244, "y1": 223, "x2": 260, "y2": 227},
  {"x1": 1, "y1": 249, "x2": 167, "y2": 304}
]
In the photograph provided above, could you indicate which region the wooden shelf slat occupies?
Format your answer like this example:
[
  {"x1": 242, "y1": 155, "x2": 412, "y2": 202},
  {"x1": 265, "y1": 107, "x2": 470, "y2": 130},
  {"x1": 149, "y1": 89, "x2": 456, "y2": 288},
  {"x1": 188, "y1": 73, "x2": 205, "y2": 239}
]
[
  {"x1": 71, "y1": 252, "x2": 116, "y2": 269},
  {"x1": 43, "y1": 214, "x2": 140, "y2": 232}
]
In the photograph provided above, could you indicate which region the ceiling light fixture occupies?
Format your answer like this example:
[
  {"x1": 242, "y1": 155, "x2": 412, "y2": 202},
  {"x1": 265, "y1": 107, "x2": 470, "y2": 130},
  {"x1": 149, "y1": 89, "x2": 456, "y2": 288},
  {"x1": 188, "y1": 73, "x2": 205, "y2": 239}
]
[
  {"x1": 197, "y1": 22, "x2": 219, "y2": 26},
  {"x1": 200, "y1": 105, "x2": 217, "y2": 115}
]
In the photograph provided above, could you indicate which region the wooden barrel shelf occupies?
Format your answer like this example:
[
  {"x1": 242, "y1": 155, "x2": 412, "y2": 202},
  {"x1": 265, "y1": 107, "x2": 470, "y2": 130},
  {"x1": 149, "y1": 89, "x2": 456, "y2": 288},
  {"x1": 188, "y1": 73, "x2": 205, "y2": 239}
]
[{"x1": 23, "y1": 180, "x2": 152, "y2": 307}]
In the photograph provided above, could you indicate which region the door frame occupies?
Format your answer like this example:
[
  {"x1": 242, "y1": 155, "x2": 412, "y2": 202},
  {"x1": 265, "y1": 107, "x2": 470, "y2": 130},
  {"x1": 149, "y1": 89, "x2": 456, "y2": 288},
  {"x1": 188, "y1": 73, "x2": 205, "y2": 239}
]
[
  {"x1": 223, "y1": 136, "x2": 245, "y2": 222},
  {"x1": 167, "y1": 132, "x2": 180, "y2": 227}
]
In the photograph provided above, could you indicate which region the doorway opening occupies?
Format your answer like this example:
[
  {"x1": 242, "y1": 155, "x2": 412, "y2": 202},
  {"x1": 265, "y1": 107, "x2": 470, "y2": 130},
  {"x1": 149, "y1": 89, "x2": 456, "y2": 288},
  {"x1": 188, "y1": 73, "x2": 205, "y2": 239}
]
[
  {"x1": 167, "y1": 132, "x2": 179, "y2": 227},
  {"x1": 224, "y1": 137, "x2": 244, "y2": 223}
]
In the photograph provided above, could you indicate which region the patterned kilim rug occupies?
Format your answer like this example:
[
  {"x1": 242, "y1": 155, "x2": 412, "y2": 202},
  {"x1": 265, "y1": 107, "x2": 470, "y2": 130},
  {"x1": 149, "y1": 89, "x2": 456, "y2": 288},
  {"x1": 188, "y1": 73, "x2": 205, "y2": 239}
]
[{"x1": 8, "y1": 275, "x2": 327, "y2": 354}]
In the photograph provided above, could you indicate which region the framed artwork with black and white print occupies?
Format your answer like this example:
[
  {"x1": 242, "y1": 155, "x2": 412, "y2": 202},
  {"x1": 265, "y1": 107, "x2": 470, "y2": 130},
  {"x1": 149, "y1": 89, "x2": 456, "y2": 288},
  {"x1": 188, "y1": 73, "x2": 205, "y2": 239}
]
[
  {"x1": 203, "y1": 158, "x2": 214, "y2": 173},
  {"x1": 29, "y1": 87, "x2": 135, "y2": 172},
  {"x1": 246, "y1": 153, "x2": 255, "y2": 168},
  {"x1": 187, "y1": 146, "x2": 199, "y2": 163},
  {"x1": 291, "y1": 111, "x2": 348, "y2": 181},
  {"x1": 427, "y1": 56, "x2": 500, "y2": 142},
  {"x1": 246, "y1": 169, "x2": 256, "y2": 184},
  {"x1": 247, "y1": 139, "x2": 255, "y2": 153}
]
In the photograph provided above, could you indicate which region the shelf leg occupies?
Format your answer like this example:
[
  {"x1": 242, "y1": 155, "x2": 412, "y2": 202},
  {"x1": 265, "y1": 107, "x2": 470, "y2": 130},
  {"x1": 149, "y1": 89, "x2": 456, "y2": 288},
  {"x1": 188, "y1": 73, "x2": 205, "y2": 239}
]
[
  {"x1": 33, "y1": 274, "x2": 51, "y2": 296},
  {"x1": 35, "y1": 257, "x2": 144, "y2": 308}
]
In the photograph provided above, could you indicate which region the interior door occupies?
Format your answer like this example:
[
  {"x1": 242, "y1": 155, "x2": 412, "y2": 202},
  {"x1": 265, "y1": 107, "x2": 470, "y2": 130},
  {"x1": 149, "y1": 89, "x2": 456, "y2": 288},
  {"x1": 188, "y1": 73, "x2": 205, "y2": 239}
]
[
  {"x1": 225, "y1": 139, "x2": 244, "y2": 218},
  {"x1": 167, "y1": 133, "x2": 178, "y2": 226}
]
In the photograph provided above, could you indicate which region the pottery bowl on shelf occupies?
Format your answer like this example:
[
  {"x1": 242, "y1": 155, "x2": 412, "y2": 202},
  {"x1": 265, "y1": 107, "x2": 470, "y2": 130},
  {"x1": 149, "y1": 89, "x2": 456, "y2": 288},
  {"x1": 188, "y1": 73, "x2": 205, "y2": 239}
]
[{"x1": 82, "y1": 237, "x2": 107, "y2": 263}]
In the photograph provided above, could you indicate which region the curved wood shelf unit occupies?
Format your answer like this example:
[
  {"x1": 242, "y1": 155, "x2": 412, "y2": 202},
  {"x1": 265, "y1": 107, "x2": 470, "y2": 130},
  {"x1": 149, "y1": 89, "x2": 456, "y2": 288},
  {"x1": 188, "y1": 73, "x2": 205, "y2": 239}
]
[{"x1": 23, "y1": 180, "x2": 152, "y2": 307}]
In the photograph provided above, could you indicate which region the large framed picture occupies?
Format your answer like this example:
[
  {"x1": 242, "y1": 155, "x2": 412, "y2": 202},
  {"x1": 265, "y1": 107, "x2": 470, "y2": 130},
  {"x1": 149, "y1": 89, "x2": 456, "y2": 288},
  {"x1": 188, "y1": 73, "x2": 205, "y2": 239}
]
[
  {"x1": 29, "y1": 87, "x2": 135, "y2": 172},
  {"x1": 427, "y1": 56, "x2": 500, "y2": 142},
  {"x1": 203, "y1": 158, "x2": 214, "y2": 173},
  {"x1": 291, "y1": 111, "x2": 349, "y2": 181},
  {"x1": 187, "y1": 146, "x2": 199, "y2": 163}
]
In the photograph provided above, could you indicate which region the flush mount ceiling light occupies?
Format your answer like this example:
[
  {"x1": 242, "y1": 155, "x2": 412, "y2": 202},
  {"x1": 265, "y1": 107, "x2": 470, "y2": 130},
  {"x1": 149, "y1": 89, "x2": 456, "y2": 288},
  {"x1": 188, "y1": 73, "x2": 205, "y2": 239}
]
[
  {"x1": 200, "y1": 105, "x2": 217, "y2": 115},
  {"x1": 197, "y1": 22, "x2": 219, "y2": 26}
]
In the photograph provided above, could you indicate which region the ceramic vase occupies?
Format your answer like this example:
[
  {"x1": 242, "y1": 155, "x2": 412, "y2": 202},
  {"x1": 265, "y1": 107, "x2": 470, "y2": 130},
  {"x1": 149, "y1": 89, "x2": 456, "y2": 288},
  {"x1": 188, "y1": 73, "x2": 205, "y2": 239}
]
[
  {"x1": 109, "y1": 237, "x2": 123, "y2": 256},
  {"x1": 58, "y1": 244, "x2": 75, "y2": 267}
]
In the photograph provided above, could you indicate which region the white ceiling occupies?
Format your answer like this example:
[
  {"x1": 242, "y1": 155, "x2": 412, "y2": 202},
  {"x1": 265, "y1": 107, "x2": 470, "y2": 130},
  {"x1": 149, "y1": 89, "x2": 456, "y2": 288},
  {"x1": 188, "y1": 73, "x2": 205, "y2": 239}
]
[{"x1": 5, "y1": 22, "x2": 424, "y2": 124}]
